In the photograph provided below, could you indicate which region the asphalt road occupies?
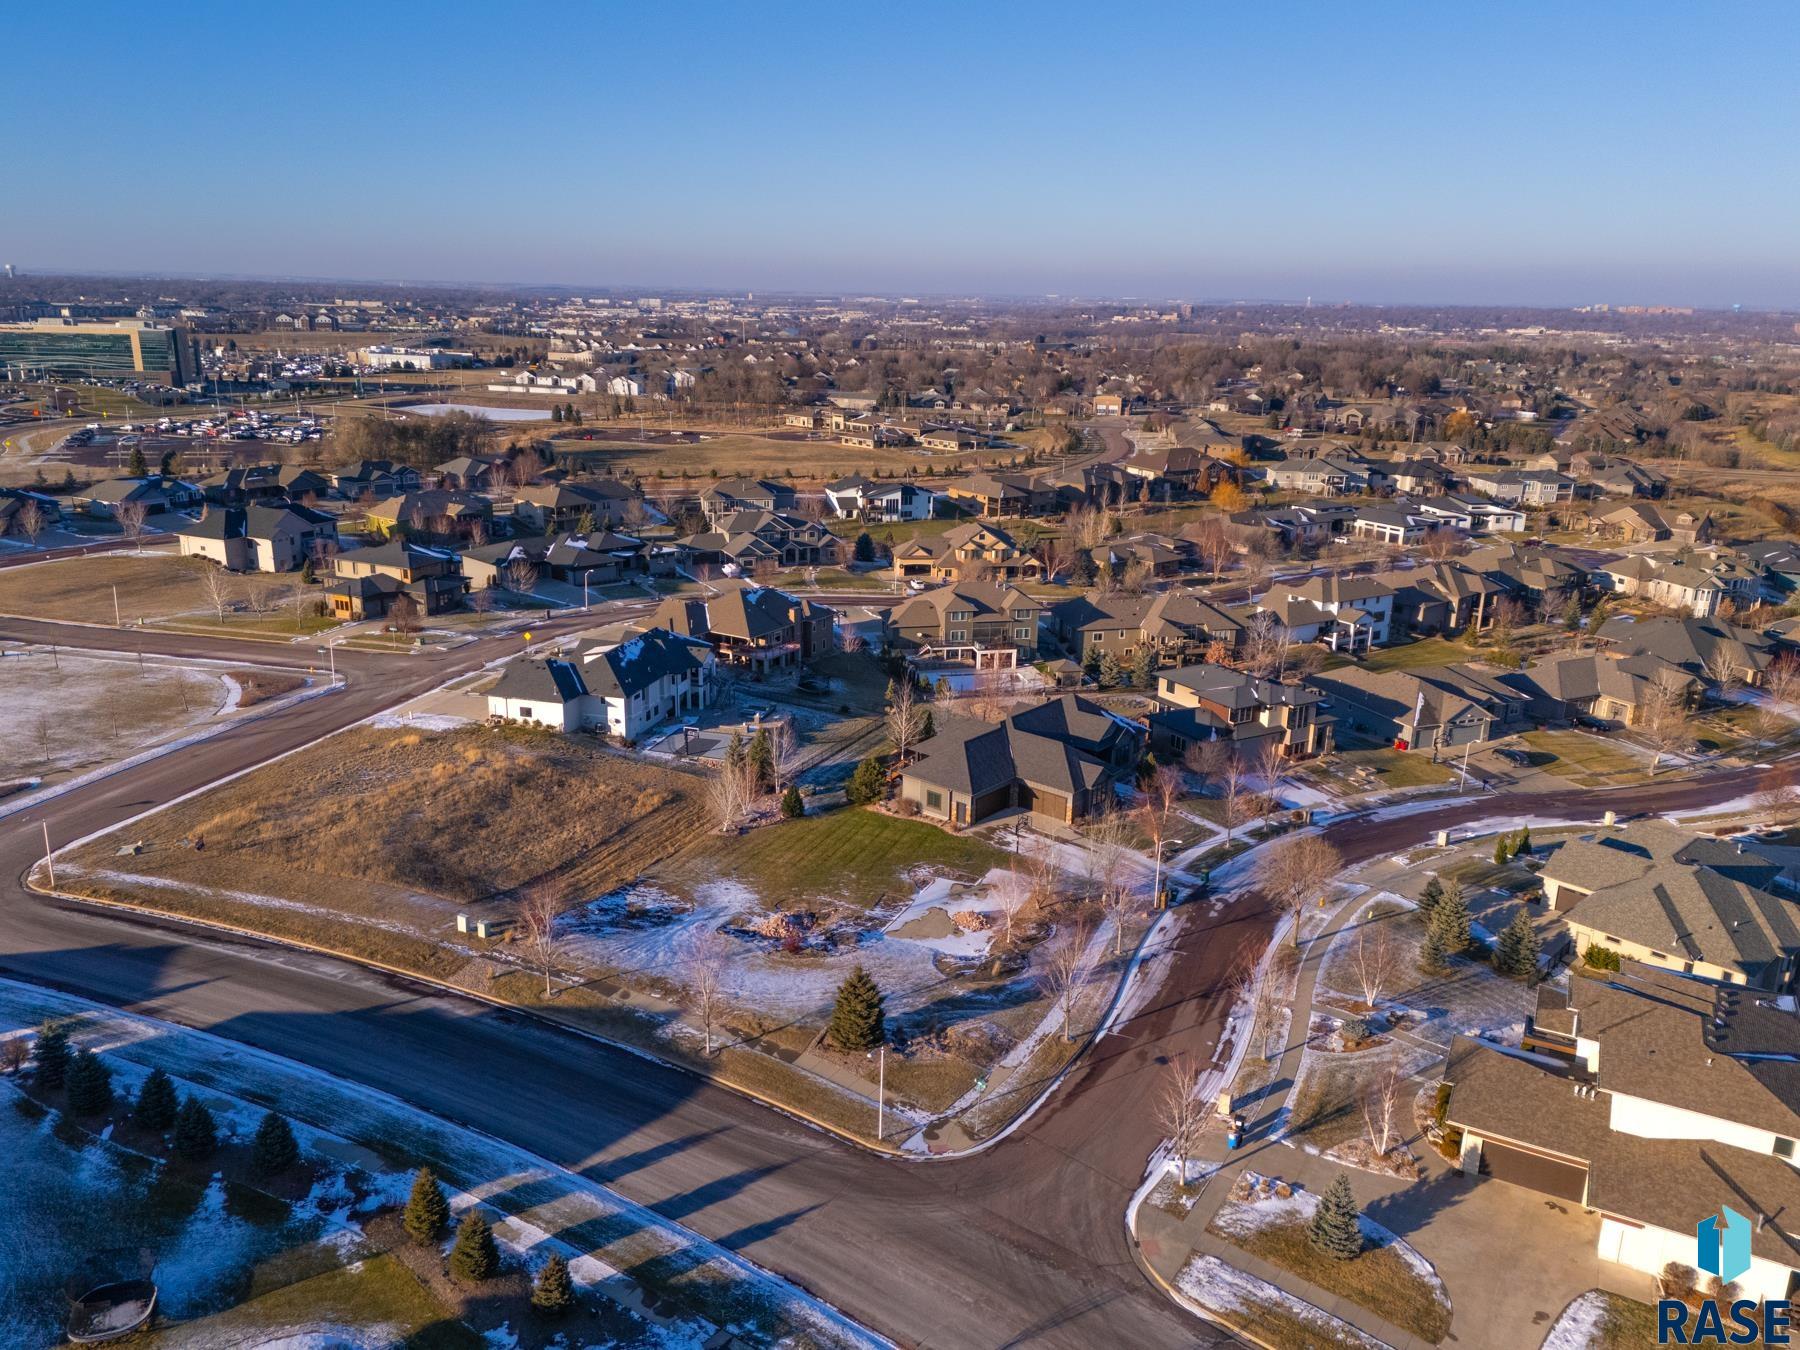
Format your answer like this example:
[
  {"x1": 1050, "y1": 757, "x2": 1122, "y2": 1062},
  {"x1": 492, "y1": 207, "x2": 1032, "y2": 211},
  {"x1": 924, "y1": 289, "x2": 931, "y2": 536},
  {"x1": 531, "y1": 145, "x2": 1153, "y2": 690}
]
[{"x1": 0, "y1": 613, "x2": 1770, "y2": 1347}]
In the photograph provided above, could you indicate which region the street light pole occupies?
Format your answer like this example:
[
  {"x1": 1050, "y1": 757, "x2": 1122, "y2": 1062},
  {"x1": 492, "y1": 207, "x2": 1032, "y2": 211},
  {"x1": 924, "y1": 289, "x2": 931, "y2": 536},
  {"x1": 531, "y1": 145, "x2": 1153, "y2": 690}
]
[
  {"x1": 877, "y1": 1044, "x2": 886, "y2": 1142},
  {"x1": 40, "y1": 820, "x2": 55, "y2": 889}
]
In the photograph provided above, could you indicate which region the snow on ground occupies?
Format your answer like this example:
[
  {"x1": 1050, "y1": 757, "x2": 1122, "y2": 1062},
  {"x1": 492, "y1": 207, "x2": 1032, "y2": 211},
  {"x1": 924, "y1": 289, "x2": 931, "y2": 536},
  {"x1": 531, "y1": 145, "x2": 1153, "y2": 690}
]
[
  {"x1": 563, "y1": 867, "x2": 1046, "y2": 1023},
  {"x1": 1540, "y1": 1290, "x2": 1613, "y2": 1350},
  {"x1": 0, "y1": 979, "x2": 887, "y2": 1350},
  {"x1": 1173, "y1": 1254, "x2": 1393, "y2": 1350},
  {"x1": 0, "y1": 649, "x2": 230, "y2": 776},
  {"x1": 367, "y1": 711, "x2": 473, "y2": 731},
  {"x1": 1210, "y1": 1173, "x2": 1448, "y2": 1294}
]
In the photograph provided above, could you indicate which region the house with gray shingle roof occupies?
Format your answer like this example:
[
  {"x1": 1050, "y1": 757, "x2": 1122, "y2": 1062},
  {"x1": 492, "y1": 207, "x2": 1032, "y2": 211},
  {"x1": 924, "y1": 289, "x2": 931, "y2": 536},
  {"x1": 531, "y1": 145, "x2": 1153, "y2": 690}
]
[
  {"x1": 485, "y1": 627, "x2": 715, "y2": 739},
  {"x1": 1444, "y1": 963, "x2": 1800, "y2": 1301}
]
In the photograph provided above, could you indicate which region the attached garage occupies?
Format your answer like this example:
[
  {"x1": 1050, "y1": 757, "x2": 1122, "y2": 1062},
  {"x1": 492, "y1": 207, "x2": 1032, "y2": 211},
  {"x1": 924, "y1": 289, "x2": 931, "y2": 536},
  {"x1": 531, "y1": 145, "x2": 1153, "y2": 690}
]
[
  {"x1": 1477, "y1": 1138, "x2": 1589, "y2": 1204},
  {"x1": 1016, "y1": 782, "x2": 1069, "y2": 823}
]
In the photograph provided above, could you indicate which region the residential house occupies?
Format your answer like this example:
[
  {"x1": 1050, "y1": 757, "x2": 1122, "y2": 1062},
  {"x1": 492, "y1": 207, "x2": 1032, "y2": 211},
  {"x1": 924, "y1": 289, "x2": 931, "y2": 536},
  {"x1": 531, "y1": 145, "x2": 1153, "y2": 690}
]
[
  {"x1": 890, "y1": 521, "x2": 1042, "y2": 584},
  {"x1": 1092, "y1": 393, "x2": 1128, "y2": 416},
  {"x1": 512, "y1": 479, "x2": 648, "y2": 533},
  {"x1": 678, "y1": 510, "x2": 840, "y2": 571},
  {"x1": 1463, "y1": 467, "x2": 1581, "y2": 506},
  {"x1": 1271, "y1": 573, "x2": 1396, "y2": 650},
  {"x1": 1146, "y1": 663, "x2": 1329, "y2": 759},
  {"x1": 898, "y1": 694, "x2": 1145, "y2": 827},
  {"x1": 1265, "y1": 450, "x2": 1369, "y2": 496},
  {"x1": 825, "y1": 474, "x2": 937, "y2": 522},
  {"x1": 461, "y1": 531, "x2": 661, "y2": 595},
  {"x1": 1085, "y1": 531, "x2": 1193, "y2": 580},
  {"x1": 699, "y1": 477, "x2": 796, "y2": 524},
  {"x1": 1594, "y1": 615, "x2": 1774, "y2": 686},
  {"x1": 639, "y1": 581, "x2": 833, "y2": 673},
  {"x1": 1239, "y1": 501, "x2": 1361, "y2": 549},
  {"x1": 363, "y1": 489, "x2": 493, "y2": 542},
  {"x1": 1586, "y1": 502, "x2": 1714, "y2": 546},
  {"x1": 1347, "y1": 503, "x2": 1444, "y2": 548},
  {"x1": 433, "y1": 455, "x2": 504, "y2": 490},
  {"x1": 1466, "y1": 542, "x2": 1587, "y2": 615},
  {"x1": 198, "y1": 463, "x2": 329, "y2": 505},
  {"x1": 326, "y1": 538, "x2": 466, "y2": 618},
  {"x1": 1416, "y1": 493, "x2": 1527, "y2": 535},
  {"x1": 1444, "y1": 964, "x2": 1800, "y2": 1301},
  {"x1": 1383, "y1": 459, "x2": 1454, "y2": 496},
  {"x1": 174, "y1": 502, "x2": 339, "y2": 573},
  {"x1": 1049, "y1": 590, "x2": 1249, "y2": 666},
  {"x1": 887, "y1": 581, "x2": 1042, "y2": 669},
  {"x1": 940, "y1": 471, "x2": 1056, "y2": 518},
  {"x1": 0, "y1": 487, "x2": 61, "y2": 537},
  {"x1": 1311, "y1": 663, "x2": 1528, "y2": 750},
  {"x1": 1373, "y1": 561, "x2": 1504, "y2": 637},
  {"x1": 1536, "y1": 824, "x2": 1800, "y2": 988},
  {"x1": 331, "y1": 460, "x2": 422, "y2": 500},
  {"x1": 485, "y1": 627, "x2": 715, "y2": 740},
  {"x1": 1122, "y1": 445, "x2": 1244, "y2": 500},
  {"x1": 67, "y1": 476, "x2": 201, "y2": 520},
  {"x1": 1591, "y1": 552, "x2": 1753, "y2": 619},
  {"x1": 1503, "y1": 650, "x2": 1698, "y2": 728}
]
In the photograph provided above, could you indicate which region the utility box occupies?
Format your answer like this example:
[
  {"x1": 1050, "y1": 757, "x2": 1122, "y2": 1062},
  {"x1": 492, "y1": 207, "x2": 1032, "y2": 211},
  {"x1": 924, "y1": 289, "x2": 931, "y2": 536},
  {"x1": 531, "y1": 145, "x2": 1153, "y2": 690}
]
[
  {"x1": 474, "y1": 919, "x2": 492, "y2": 940},
  {"x1": 1436, "y1": 829, "x2": 1450, "y2": 848},
  {"x1": 456, "y1": 914, "x2": 469, "y2": 934}
]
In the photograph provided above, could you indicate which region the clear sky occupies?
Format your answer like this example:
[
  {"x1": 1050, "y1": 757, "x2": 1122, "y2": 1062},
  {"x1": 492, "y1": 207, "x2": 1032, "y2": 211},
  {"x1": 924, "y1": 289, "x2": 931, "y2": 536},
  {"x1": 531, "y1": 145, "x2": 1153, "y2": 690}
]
[{"x1": 6, "y1": 0, "x2": 1798, "y2": 306}]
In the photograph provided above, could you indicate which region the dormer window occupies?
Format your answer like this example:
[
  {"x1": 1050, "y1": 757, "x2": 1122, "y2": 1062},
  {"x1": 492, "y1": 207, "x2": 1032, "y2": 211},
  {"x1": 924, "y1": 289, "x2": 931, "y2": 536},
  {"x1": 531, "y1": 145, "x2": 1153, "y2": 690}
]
[{"x1": 1777, "y1": 1137, "x2": 1795, "y2": 1160}]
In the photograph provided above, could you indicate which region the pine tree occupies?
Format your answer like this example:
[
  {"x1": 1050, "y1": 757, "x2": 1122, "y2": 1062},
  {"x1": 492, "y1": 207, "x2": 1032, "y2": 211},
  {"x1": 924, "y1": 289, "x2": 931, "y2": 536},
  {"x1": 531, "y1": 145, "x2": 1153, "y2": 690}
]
[
  {"x1": 65, "y1": 1049, "x2": 113, "y2": 1116},
  {"x1": 846, "y1": 756, "x2": 887, "y2": 806},
  {"x1": 726, "y1": 730, "x2": 747, "y2": 772},
  {"x1": 1129, "y1": 647, "x2": 1156, "y2": 689},
  {"x1": 251, "y1": 1111, "x2": 300, "y2": 1177},
  {"x1": 449, "y1": 1209, "x2": 499, "y2": 1283},
  {"x1": 128, "y1": 445, "x2": 148, "y2": 477},
  {"x1": 552, "y1": 404, "x2": 564, "y2": 423},
  {"x1": 1418, "y1": 876, "x2": 1444, "y2": 919},
  {"x1": 1495, "y1": 908, "x2": 1542, "y2": 980},
  {"x1": 780, "y1": 785, "x2": 804, "y2": 819},
  {"x1": 1419, "y1": 923, "x2": 1450, "y2": 975},
  {"x1": 918, "y1": 708, "x2": 935, "y2": 741},
  {"x1": 132, "y1": 1067, "x2": 179, "y2": 1132},
  {"x1": 1098, "y1": 650, "x2": 1124, "y2": 688},
  {"x1": 404, "y1": 1167, "x2": 451, "y2": 1246},
  {"x1": 1429, "y1": 879, "x2": 1472, "y2": 960},
  {"x1": 1515, "y1": 825, "x2": 1532, "y2": 856},
  {"x1": 172, "y1": 1096, "x2": 218, "y2": 1161},
  {"x1": 854, "y1": 532, "x2": 875, "y2": 564},
  {"x1": 532, "y1": 1253, "x2": 574, "y2": 1314},
  {"x1": 1081, "y1": 645, "x2": 1103, "y2": 682},
  {"x1": 1308, "y1": 1173, "x2": 1365, "y2": 1261},
  {"x1": 1493, "y1": 835, "x2": 1512, "y2": 865},
  {"x1": 33, "y1": 1020, "x2": 71, "y2": 1089},
  {"x1": 826, "y1": 965, "x2": 885, "y2": 1052},
  {"x1": 748, "y1": 728, "x2": 775, "y2": 792}
]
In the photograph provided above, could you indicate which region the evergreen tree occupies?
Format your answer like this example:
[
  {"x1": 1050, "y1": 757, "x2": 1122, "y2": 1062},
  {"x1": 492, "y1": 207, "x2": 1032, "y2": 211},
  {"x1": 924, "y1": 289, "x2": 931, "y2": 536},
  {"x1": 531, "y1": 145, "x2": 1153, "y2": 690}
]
[
  {"x1": 845, "y1": 756, "x2": 887, "y2": 806},
  {"x1": 172, "y1": 1096, "x2": 218, "y2": 1161},
  {"x1": 748, "y1": 727, "x2": 775, "y2": 792},
  {"x1": 251, "y1": 1111, "x2": 300, "y2": 1177},
  {"x1": 33, "y1": 1020, "x2": 71, "y2": 1089},
  {"x1": 65, "y1": 1049, "x2": 113, "y2": 1116},
  {"x1": 128, "y1": 445, "x2": 148, "y2": 477},
  {"x1": 918, "y1": 708, "x2": 935, "y2": 740},
  {"x1": 1515, "y1": 825, "x2": 1532, "y2": 856},
  {"x1": 1073, "y1": 552, "x2": 1098, "y2": 586},
  {"x1": 826, "y1": 965, "x2": 885, "y2": 1052},
  {"x1": 449, "y1": 1209, "x2": 499, "y2": 1283},
  {"x1": 404, "y1": 1167, "x2": 451, "y2": 1246},
  {"x1": 1428, "y1": 879, "x2": 1472, "y2": 960},
  {"x1": 1097, "y1": 650, "x2": 1124, "y2": 688},
  {"x1": 725, "y1": 730, "x2": 747, "y2": 772},
  {"x1": 1308, "y1": 1173, "x2": 1365, "y2": 1261},
  {"x1": 1493, "y1": 835, "x2": 1512, "y2": 865},
  {"x1": 1495, "y1": 908, "x2": 1542, "y2": 980},
  {"x1": 299, "y1": 557, "x2": 316, "y2": 585},
  {"x1": 132, "y1": 1067, "x2": 179, "y2": 1132},
  {"x1": 551, "y1": 404, "x2": 564, "y2": 423},
  {"x1": 780, "y1": 785, "x2": 805, "y2": 819},
  {"x1": 1129, "y1": 647, "x2": 1156, "y2": 689},
  {"x1": 532, "y1": 1253, "x2": 575, "y2": 1314},
  {"x1": 853, "y1": 532, "x2": 875, "y2": 564},
  {"x1": 1081, "y1": 645, "x2": 1103, "y2": 682},
  {"x1": 1418, "y1": 876, "x2": 1444, "y2": 919},
  {"x1": 1419, "y1": 923, "x2": 1450, "y2": 975}
]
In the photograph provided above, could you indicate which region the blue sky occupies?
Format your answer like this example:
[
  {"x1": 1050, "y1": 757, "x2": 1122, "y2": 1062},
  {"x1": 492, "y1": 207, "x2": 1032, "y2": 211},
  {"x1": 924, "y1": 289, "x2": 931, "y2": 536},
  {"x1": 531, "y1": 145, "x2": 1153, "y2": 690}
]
[{"x1": 5, "y1": 1, "x2": 1798, "y2": 305}]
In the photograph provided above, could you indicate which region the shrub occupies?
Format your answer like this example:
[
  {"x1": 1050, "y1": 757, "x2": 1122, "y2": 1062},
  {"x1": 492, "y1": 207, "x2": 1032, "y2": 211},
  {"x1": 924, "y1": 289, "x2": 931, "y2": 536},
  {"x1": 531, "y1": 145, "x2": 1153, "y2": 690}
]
[
  {"x1": 894, "y1": 796, "x2": 920, "y2": 818},
  {"x1": 1583, "y1": 944, "x2": 1621, "y2": 972},
  {"x1": 1340, "y1": 1016, "x2": 1372, "y2": 1048}
]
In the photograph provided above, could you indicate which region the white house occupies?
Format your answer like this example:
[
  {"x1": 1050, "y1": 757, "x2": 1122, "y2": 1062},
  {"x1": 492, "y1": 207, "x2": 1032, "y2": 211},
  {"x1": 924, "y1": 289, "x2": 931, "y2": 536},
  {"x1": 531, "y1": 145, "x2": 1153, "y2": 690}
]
[
  {"x1": 485, "y1": 627, "x2": 714, "y2": 740},
  {"x1": 1280, "y1": 573, "x2": 1395, "y2": 649},
  {"x1": 825, "y1": 474, "x2": 938, "y2": 522}
]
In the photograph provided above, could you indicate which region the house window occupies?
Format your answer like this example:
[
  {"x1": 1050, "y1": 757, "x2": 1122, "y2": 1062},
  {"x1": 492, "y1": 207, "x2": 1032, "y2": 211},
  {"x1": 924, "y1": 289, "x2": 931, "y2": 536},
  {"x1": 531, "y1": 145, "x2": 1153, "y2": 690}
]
[
  {"x1": 1016, "y1": 628, "x2": 1031, "y2": 640},
  {"x1": 950, "y1": 630, "x2": 966, "y2": 642},
  {"x1": 1778, "y1": 1137, "x2": 1796, "y2": 1160},
  {"x1": 925, "y1": 789, "x2": 944, "y2": 812},
  {"x1": 517, "y1": 705, "x2": 533, "y2": 720}
]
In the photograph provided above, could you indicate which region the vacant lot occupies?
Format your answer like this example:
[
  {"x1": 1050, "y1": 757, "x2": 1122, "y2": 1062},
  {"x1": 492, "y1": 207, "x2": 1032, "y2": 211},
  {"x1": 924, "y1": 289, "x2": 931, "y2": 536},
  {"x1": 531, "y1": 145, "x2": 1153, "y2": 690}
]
[
  {"x1": 556, "y1": 430, "x2": 1017, "y2": 481},
  {"x1": 62, "y1": 725, "x2": 708, "y2": 977},
  {"x1": 1307, "y1": 746, "x2": 1454, "y2": 791},
  {"x1": 1, "y1": 649, "x2": 293, "y2": 781},
  {"x1": 1521, "y1": 729, "x2": 1648, "y2": 786},
  {"x1": 0, "y1": 552, "x2": 216, "y2": 624}
]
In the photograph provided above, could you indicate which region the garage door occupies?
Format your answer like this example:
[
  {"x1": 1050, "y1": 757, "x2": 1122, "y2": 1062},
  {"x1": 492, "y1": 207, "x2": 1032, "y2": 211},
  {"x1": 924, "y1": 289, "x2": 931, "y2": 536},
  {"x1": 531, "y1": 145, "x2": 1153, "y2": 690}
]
[{"x1": 1480, "y1": 1140, "x2": 1588, "y2": 1203}]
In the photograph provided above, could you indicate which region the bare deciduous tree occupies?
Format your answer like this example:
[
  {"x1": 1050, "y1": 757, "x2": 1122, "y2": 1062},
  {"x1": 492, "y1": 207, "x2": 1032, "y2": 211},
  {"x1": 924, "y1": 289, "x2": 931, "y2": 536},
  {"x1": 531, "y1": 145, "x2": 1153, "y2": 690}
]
[
  {"x1": 1242, "y1": 610, "x2": 1292, "y2": 681},
  {"x1": 1639, "y1": 670, "x2": 1694, "y2": 776},
  {"x1": 1753, "y1": 763, "x2": 1800, "y2": 826},
  {"x1": 1253, "y1": 735, "x2": 1287, "y2": 832},
  {"x1": 1362, "y1": 1062, "x2": 1406, "y2": 1159},
  {"x1": 707, "y1": 756, "x2": 757, "y2": 833},
  {"x1": 200, "y1": 567, "x2": 234, "y2": 621},
  {"x1": 16, "y1": 500, "x2": 47, "y2": 544},
  {"x1": 1349, "y1": 919, "x2": 1404, "y2": 1008},
  {"x1": 1155, "y1": 1053, "x2": 1206, "y2": 1183},
  {"x1": 886, "y1": 679, "x2": 924, "y2": 763},
  {"x1": 517, "y1": 885, "x2": 564, "y2": 998},
  {"x1": 1039, "y1": 920, "x2": 1096, "y2": 1043},
  {"x1": 1257, "y1": 832, "x2": 1344, "y2": 948},
  {"x1": 114, "y1": 500, "x2": 149, "y2": 541},
  {"x1": 1703, "y1": 647, "x2": 1743, "y2": 702},
  {"x1": 503, "y1": 557, "x2": 540, "y2": 597},
  {"x1": 686, "y1": 929, "x2": 729, "y2": 1056},
  {"x1": 1140, "y1": 763, "x2": 1184, "y2": 908}
]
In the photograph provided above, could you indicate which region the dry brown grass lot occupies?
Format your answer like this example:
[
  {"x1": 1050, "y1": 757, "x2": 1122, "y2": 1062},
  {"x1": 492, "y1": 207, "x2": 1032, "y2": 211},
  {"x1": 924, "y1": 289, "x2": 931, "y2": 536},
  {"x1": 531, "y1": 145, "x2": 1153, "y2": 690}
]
[
  {"x1": 0, "y1": 552, "x2": 215, "y2": 623},
  {"x1": 549, "y1": 430, "x2": 1028, "y2": 482},
  {"x1": 62, "y1": 726, "x2": 707, "y2": 977}
]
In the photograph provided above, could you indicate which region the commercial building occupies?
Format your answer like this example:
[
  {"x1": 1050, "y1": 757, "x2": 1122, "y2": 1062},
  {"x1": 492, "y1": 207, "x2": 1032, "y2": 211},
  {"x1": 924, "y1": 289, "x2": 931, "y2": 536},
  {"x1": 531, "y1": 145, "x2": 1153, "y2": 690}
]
[{"x1": 0, "y1": 319, "x2": 198, "y2": 385}]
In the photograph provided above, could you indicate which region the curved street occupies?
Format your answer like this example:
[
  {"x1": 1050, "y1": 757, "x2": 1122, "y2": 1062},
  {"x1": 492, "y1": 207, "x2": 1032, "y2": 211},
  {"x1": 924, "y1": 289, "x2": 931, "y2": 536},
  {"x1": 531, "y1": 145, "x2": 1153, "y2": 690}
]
[{"x1": 0, "y1": 615, "x2": 1767, "y2": 1348}]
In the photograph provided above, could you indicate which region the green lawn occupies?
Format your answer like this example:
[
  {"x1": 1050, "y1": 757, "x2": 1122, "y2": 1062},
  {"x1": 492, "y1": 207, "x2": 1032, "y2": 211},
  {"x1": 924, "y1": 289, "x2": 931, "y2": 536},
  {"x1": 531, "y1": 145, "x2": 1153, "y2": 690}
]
[
  {"x1": 1692, "y1": 700, "x2": 1794, "y2": 753},
  {"x1": 1309, "y1": 747, "x2": 1454, "y2": 789},
  {"x1": 1521, "y1": 729, "x2": 1646, "y2": 786},
  {"x1": 683, "y1": 806, "x2": 1008, "y2": 909},
  {"x1": 1357, "y1": 637, "x2": 1477, "y2": 673}
]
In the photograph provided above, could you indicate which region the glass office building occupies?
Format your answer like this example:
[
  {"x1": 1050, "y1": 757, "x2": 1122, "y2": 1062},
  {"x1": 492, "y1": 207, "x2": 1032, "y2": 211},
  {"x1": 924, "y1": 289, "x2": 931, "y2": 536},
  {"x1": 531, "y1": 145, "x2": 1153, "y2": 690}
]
[{"x1": 0, "y1": 320, "x2": 197, "y2": 385}]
